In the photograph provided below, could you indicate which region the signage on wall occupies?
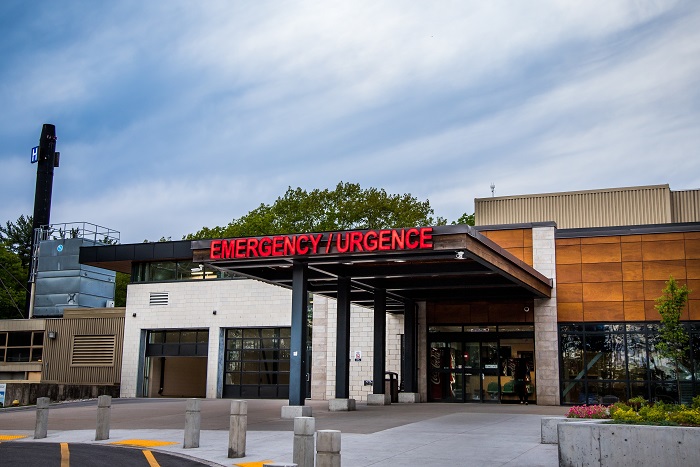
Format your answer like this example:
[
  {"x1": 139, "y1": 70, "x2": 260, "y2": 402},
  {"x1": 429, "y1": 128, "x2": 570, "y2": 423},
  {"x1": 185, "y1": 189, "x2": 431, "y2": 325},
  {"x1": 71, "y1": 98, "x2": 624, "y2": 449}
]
[
  {"x1": 209, "y1": 227, "x2": 433, "y2": 260},
  {"x1": 354, "y1": 350, "x2": 362, "y2": 362},
  {"x1": 0, "y1": 383, "x2": 6, "y2": 407}
]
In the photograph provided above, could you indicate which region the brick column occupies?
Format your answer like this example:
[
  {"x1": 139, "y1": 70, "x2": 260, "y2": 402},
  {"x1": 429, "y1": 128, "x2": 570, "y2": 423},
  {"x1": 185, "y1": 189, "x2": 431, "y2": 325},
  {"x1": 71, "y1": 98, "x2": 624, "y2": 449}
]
[{"x1": 532, "y1": 226, "x2": 560, "y2": 406}]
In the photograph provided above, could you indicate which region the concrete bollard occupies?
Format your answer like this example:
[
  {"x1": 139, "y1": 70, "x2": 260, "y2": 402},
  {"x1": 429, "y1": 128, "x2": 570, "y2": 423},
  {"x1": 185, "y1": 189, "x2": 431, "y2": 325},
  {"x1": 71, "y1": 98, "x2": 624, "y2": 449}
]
[
  {"x1": 293, "y1": 417, "x2": 315, "y2": 467},
  {"x1": 316, "y1": 430, "x2": 341, "y2": 467},
  {"x1": 95, "y1": 395, "x2": 112, "y2": 441},
  {"x1": 228, "y1": 400, "x2": 247, "y2": 458},
  {"x1": 34, "y1": 397, "x2": 50, "y2": 439},
  {"x1": 184, "y1": 398, "x2": 201, "y2": 448}
]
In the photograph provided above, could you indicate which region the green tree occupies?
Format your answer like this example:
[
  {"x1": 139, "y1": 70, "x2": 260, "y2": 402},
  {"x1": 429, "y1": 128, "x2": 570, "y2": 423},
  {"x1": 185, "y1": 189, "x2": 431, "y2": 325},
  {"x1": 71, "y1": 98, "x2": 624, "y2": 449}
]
[
  {"x1": 187, "y1": 182, "x2": 447, "y2": 239},
  {"x1": 0, "y1": 244, "x2": 26, "y2": 319},
  {"x1": 114, "y1": 272, "x2": 130, "y2": 307},
  {"x1": 0, "y1": 214, "x2": 33, "y2": 269},
  {"x1": 655, "y1": 276, "x2": 691, "y2": 403},
  {"x1": 451, "y1": 213, "x2": 475, "y2": 226}
]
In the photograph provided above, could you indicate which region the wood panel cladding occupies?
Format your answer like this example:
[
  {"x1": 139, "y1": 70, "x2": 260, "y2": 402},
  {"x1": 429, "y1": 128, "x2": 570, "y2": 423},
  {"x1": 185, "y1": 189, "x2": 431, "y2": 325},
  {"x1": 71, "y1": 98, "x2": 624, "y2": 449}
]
[
  {"x1": 42, "y1": 313, "x2": 125, "y2": 384},
  {"x1": 481, "y1": 229, "x2": 533, "y2": 267},
  {"x1": 427, "y1": 300, "x2": 534, "y2": 324},
  {"x1": 555, "y1": 232, "x2": 698, "y2": 322}
]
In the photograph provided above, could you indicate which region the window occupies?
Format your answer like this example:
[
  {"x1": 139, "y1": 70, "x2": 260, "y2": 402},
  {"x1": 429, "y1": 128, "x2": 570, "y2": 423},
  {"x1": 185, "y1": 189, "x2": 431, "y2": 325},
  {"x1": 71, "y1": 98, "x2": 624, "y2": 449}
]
[
  {"x1": 133, "y1": 262, "x2": 236, "y2": 283},
  {"x1": 0, "y1": 331, "x2": 43, "y2": 363}
]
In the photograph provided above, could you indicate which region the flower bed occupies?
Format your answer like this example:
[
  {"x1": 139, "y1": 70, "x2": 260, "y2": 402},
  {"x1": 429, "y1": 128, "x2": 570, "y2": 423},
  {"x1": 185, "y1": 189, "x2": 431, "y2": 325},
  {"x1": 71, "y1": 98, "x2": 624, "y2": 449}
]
[{"x1": 565, "y1": 395, "x2": 700, "y2": 427}]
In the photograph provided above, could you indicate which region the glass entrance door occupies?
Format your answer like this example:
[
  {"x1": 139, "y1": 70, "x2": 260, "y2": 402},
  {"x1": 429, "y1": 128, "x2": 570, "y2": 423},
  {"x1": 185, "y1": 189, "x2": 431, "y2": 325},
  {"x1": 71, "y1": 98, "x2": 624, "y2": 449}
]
[{"x1": 427, "y1": 325, "x2": 536, "y2": 403}]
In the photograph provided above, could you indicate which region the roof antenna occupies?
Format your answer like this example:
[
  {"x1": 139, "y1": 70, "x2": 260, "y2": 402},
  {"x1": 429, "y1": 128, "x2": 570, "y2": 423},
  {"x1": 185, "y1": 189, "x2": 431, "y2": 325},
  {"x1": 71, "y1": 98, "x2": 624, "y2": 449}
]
[{"x1": 490, "y1": 183, "x2": 495, "y2": 197}]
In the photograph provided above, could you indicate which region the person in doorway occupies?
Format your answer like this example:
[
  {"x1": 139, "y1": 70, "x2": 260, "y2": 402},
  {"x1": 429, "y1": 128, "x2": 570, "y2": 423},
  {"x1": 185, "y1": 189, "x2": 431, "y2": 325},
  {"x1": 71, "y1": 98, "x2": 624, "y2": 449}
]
[{"x1": 514, "y1": 359, "x2": 531, "y2": 405}]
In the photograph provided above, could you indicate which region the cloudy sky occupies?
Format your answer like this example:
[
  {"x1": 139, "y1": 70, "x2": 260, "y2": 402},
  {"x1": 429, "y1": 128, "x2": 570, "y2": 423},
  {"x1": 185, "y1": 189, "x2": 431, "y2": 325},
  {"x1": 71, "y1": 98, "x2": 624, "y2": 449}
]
[{"x1": 1, "y1": 1, "x2": 699, "y2": 244}]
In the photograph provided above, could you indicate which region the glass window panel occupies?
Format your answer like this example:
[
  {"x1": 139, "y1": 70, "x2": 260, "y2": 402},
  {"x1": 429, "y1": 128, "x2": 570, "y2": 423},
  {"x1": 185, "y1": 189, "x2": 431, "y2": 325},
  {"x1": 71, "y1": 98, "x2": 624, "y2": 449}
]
[
  {"x1": 280, "y1": 328, "x2": 291, "y2": 338},
  {"x1": 243, "y1": 329, "x2": 259, "y2": 338},
  {"x1": 7, "y1": 332, "x2": 32, "y2": 347},
  {"x1": 227, "y1": 329, "x2": 242, "y2": 339},
  {"x1": 559, "y1": 324, "x2": 583, "y2": 333},
  {"x1": 260, "y1": 372, "x2": 277, "y2": 384},
  {"x1": 648, "y1": 334, "x2": 677, "y2": 381},
  {"x1": 626, "y1": 333, "x2": 648, "y2": 381},
  {"x1": 148, "y1": 332, "x2": 164, "y2": 344},
  {"x1": 279, "y1": 348, "x2": 290, "y2": 359},
  {"x1": 32, "y1": 332, "x2": 44, "y2": 346},
  {"x1": 197, "y1": 331, "x2": 209, "y2": 343},
  {"x1": 561, "y1": 381, "x2": 585, "y2": 405},
  {"x1": 242, "y1": 349, "x2": 260, "y2": 361},
  {"x1": 692, "y1": 333, "x2": 700, "y2": 382},
  {"x1": 0, "y1": 332, "x2": 6, "y2": 346},
  {"x1": 586, "y1": 333, "x2": 626, "y2": 380},
  {"x1": 226, "y1": 351, "x2": 241, "y2": 362},
  {"x1": 226, "y1": 373, "x2": 241, "y2": 385},
  {"x1": 180, "y1": 331, "x2": 197, "y2": 343},
  {"x1": 149, "y1": 262, "x2": 177, "y2": 281},
  {"x1": 241, "y1": 373, "x2": 259, "y2": 384},
  {"x1": 0, "y1": 349, "x2": 5, "y2": 362},
  {"x1": 165, "y1": 331, "x2": 180, "y2": 344},
  {"x1": 626, "y1": 324, "x2": 647, "y2": 333},
  {"x1": 176, "y1": 261, "x2": 197, "y2": 280},
  {"x1": 242, "y1": 361, "x2": 259, "y2": 372},
  {"x1": 498, "y1": 325, "x2": 534, "y2": 333},
  {"x1": 651, "y1": 382, "x2": 678, "y2": 404},
  {"x1": 31, "y1": 347, "x2": 43, "y2": 362},
  {"x1": 277, "y1": 372, "x2": 290, "y2": 384},
  {"x1": 464, "y1": 326, "x2": 496, "y2": 333},
  {"x1": 561, "y1": 334, "x2": 583, "y2": 380},
  {"x1": 226, "y1": 362, "x2": 240, "y2": 372},
  {"x1": 277, "y1": 360, "x2": 290, "y2": 372},
  {"x1": 428, "y1": 326, "x2": 462, "y2": 333},
  {"x1": 227, "y1": 339, "x2": 241, "y2": 350},
  {"x1": 242, "y1": 339, "x2": 260, "y2": 350},
  {"x1": 6, "y1": 348, "x2": 30, "y2": 362},
  {"x1": 628, "y1": 382, "x2": 650, "y2": 401},
  {"x1": 261, "y1": 328, "x2": 275, "y2": 338},
  {"x1": 585, "y1": 324, "x2": 623, "y2": 333},
  {"x1": 262, "y1": 339, "x2": 277, "y2": 350},
  {"x1": 463, "y1": 342, "x2": 480, "y2": 368},
  {"x1": 481, "y1": 342, "x2": 498, "y2": 367}
]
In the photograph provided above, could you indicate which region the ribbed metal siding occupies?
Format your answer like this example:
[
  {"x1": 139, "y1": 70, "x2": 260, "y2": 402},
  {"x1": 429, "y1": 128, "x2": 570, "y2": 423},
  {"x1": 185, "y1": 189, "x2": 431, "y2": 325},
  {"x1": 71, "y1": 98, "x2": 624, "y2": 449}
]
[
  {"x1": 671, "y1": 190, "x2": 700, "y2": 223},
  {"x1": 43, "y1": 316, "x2": 124, "y2": 384},
  {"x1": 475, "y1": 185, "x2": 673, "y2": 228}
]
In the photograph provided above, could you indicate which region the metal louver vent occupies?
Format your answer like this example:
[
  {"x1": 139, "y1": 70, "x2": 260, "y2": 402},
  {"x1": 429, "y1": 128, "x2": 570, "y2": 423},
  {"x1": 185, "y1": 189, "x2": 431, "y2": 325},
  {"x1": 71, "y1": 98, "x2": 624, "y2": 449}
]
[
  {"x1": 71, "y1": 335, "x2": 116, "y2": 366},
  {"x1": 149, "y1": 292, "x2": 169, "y2": 306}
]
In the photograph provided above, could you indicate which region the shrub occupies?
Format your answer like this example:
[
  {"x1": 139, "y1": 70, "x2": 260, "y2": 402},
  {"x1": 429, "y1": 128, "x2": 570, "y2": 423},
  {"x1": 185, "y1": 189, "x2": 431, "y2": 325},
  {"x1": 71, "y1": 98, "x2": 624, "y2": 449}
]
[
  {"x1": 612, "y1": 407, "x2": 643, "y2": 423},
  {"x1": 668, "y1": 408, "x2": 700, "y2": 426},
  {"x1": 566, "y1": 404, "x2": 610, "y2": 419},
  {"x1": 692, "y1": 395, "x2": 700, "y2": 410}
]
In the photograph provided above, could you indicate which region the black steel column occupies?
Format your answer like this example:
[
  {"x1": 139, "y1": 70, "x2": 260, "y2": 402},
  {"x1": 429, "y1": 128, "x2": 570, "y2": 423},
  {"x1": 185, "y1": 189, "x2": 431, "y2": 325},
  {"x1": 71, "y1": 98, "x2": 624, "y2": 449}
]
[
  {"x1": 335, "y1": 276, "x2": 351, "y2": 399},
  {"x1": 372, "y1": 289, "x2": 386, "y2": 394},
  {"x1": 403, "y1": 300, "x2": 417, "y2": 393},
  {"x1": 27, "y1": 124, "x2": 58, "y2": 314},
  {"x1": 289, "y1": 261, "x2": 309, "y2": 406}
]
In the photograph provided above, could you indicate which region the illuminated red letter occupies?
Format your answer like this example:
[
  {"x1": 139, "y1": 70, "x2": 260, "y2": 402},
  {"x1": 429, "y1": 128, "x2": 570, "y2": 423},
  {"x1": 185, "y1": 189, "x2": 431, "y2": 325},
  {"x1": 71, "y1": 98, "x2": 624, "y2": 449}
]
[
  {"x1": 210, "y1": 240, "x2": 222, "y2": 259},
  {"x1": 297, "y1": 235, "x2": 309, "y2": 255},
  {"x1": 336, "y1": 232, "x2": 350, "y2": 253},
  {"x1": 419, "y1": 227, "x2": 433, "y2": 249},
  {"x1": 378, "y1": 230, "x2": 391, "y2": 250},
  {"x1": 309, "y1": 234, "x2": 323, "y2": 254},
  {"x1": 259, "y1": 237, "x2": 272, "y2": 256},
  {"x1": 406, "y1": 228, "x2": 420, "y2": 249},
  {"x1": 246, "y1": 238, "x2": 259, "y2": 257},
  {"x1": 349, "y1": 231, "x2": 363, "y2": 252},
  {"x1": 391, "y1": 229, "x2": 405, "y2": 250},
  {"x1": 364, "y1": 230, "x2": 378, "y2": 251}
]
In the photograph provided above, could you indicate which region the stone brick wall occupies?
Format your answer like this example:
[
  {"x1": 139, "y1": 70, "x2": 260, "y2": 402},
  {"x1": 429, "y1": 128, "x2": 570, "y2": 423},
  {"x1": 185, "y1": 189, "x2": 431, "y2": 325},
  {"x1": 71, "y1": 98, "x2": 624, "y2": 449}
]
[
  {"x1": 532, "y1": 226, "x2": 560, "y2": 405},
  {"x1": 312, "y1": 296, "x2": 403, "y2": 401}
]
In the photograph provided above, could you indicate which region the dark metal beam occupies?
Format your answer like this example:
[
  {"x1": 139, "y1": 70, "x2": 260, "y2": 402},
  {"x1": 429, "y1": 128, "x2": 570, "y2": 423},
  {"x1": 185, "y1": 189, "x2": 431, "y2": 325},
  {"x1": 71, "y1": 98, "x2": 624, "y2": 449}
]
[
  {"x1": 335, "y1": 276, "x2": 351, "y2": 399},
  {"x1": 403, "y1": 300, "x2": 417, "y2": 393},
  {"x1": 289, "y1": 261, "x2": 308, "y2": 406},
  {"x1": 372, "y1": 289, "x2": 386, "y2": 395}
]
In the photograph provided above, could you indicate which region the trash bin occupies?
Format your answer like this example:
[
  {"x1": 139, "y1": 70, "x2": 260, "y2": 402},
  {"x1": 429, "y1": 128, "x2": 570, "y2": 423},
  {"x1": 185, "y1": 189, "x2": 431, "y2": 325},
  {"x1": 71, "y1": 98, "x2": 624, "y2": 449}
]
[{"x1": 385, "y1": 371, "x2": 399, "y2": 403}]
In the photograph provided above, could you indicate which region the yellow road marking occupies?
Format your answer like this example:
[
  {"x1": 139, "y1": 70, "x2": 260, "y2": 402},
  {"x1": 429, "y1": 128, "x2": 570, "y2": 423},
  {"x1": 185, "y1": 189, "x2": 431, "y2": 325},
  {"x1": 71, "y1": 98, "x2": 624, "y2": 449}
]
[
  {"x1": 0, "y1": 435, "x2": 27, "y2": 441},
  {"x1": 234, "y1": 461, "x2": 275, "y2": 467},
  {"x1": 143, "y1": 450, "x2": 161, "y2": 467},
  {"x1": 110, "y1": 439, "x2": 178, "y2": 447},
  {"x1": 60, "y1": 442, "x2": 70, "y2": 467}
]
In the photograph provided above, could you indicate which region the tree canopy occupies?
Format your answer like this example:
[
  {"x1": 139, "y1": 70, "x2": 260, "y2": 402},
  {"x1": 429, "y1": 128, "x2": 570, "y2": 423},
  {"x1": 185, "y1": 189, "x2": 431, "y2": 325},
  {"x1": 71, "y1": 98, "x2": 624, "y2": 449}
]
[
  {"x1": 0, "y1": 232, "x2": 27, "y2": 319},
  {"x1": 187, "y1": 182, "x2": 463, "y2": 239},
  {"x1": 1, "y1": 214, "x2": 33, "y2": 269}
]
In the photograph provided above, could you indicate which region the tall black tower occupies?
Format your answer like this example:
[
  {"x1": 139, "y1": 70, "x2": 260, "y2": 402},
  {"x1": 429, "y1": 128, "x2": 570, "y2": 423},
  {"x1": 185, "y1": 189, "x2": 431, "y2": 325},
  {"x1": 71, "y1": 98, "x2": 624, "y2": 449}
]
[{"x1": 26, "y1": 123, "x2": 59, "y2": 315}]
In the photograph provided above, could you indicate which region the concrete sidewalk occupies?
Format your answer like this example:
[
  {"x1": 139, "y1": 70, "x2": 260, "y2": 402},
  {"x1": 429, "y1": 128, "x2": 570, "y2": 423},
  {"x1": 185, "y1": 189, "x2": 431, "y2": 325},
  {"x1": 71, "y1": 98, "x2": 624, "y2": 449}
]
[{"x1": 0, "y1": 399, "x2": 565, "y2": 466}]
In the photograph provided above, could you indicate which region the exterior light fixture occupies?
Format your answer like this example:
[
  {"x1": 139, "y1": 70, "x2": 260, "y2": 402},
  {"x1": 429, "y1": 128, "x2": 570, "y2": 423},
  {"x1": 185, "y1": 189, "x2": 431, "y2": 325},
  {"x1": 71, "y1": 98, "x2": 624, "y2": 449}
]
[
  {"x1": 47, "y1": 331, "x2": 57, "y2": 339},
  {"x1": 455, "y1": 251, "x2": 465, "y2": 260}
]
